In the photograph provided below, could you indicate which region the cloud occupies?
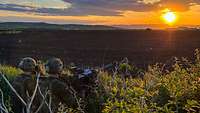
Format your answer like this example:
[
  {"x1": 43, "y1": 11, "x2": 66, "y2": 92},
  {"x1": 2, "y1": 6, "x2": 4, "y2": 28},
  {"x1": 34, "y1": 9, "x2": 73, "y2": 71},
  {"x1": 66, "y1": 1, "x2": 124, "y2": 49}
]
[
  {"x1": 0, "y1": 4, "x2": 35, "y2": 12},
  {"x1": 138, "y1": 0, "x2": 161, "y2": 4},
  {"x1": 64, "y1": 0, "x2": 159, "y2": 14},
  {"x1": 0, "y1": 0, "x2": 70, "y2": 9},
  {"x1": 0, "y1": 0, "x2": 200, "y2": 16},
  {"x1": 0, "y1": 0, "x2": 158, "y2": 16},
  {"x1": 157, "y1": 0, "x2": 200, "y2": 11},
  {"x1": 64, "y1": 0, "x2": 200, "y2": 13}
]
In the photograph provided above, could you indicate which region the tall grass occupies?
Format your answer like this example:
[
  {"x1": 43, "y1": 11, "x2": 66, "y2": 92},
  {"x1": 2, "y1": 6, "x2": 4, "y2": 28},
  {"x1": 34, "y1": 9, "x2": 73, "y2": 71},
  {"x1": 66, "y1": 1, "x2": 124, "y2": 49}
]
[{"x1": 0, "y1": 65, "x2": 22, "y2": 109}]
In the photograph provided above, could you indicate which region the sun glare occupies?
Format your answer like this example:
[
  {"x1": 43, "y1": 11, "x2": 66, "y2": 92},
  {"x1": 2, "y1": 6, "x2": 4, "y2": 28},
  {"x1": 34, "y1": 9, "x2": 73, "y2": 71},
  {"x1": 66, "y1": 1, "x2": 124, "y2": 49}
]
[{"x1": 162, "y1": 10, "x2": 177, "y2": 25}]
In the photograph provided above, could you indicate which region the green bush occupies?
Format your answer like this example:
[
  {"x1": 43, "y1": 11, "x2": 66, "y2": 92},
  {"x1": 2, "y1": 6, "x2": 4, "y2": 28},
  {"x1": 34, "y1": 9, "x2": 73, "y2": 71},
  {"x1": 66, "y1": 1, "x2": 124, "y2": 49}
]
[
  {"x1": 1, "y1": 50, "x2": 200, "y2": 113},
  {"x1": 98, "y1": 50, "x2": 200, "y2": 113},
  {"x1": 0, "y1": 65, "x2": 22, "y2": 107}
]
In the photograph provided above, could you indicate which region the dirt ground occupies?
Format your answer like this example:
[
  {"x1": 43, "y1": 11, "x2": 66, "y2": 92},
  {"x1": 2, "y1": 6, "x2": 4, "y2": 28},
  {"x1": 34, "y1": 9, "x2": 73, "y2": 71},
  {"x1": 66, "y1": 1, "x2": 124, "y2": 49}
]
[{"x1": 0, "y1": 29, "x2": 200, "y2": 68}]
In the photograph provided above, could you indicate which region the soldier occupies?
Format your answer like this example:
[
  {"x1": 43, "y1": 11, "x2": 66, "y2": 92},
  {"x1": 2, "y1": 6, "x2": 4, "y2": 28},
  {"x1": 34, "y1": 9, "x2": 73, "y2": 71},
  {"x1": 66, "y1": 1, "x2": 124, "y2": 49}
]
[
  {"x1": 38, "y1": 58, "x2": 77, "y2": 112},
  {"x1": 11, "y1": 57, "x2": 37, "y2": 113}
]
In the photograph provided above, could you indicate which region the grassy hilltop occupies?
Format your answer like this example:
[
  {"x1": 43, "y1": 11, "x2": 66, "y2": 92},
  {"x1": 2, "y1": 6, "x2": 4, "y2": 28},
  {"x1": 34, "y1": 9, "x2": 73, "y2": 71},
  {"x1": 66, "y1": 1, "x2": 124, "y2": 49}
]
[{"x1": 0, "y1": 51, "x2": 200, "y2": 113}]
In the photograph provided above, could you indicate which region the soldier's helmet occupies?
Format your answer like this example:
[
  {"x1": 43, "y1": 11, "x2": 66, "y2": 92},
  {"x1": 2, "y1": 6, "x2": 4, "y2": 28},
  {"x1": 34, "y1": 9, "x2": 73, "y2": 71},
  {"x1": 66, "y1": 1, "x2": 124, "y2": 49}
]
[
  {"x1": 18, "y1": 57, "x2": 37, "y2": 72},
  {"x1": 46, "y1": 58, "x2": 63, "y2": 74}
]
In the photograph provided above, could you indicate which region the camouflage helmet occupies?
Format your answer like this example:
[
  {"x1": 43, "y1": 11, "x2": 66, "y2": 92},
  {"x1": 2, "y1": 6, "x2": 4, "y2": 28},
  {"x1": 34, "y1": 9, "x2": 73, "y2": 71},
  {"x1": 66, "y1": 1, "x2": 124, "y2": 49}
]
[
  {"x1": 18, "y1": 57, "x2": 37, "y2": 72},
  {"x1": 46, "y1": 58, "x2": 63, "y2": 74}
]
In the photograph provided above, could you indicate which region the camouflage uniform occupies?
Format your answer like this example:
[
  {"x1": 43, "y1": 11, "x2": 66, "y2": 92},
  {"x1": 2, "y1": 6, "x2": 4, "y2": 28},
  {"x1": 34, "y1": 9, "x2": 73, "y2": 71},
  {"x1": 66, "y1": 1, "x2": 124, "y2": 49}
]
[
  {"x1": 36, "y1": 76, "x2": 76, "y2": 113},
  {"x1": 36, "y1": 58, "x2": 76, "y2": 112},
  {"x1": 11, "y1": 57, "x2": 37, "y2": 113}
]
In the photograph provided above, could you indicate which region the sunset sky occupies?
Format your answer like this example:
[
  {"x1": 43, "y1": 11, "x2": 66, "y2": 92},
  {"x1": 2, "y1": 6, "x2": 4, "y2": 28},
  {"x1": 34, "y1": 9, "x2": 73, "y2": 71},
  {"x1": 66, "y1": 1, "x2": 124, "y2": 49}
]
[{"x1": 0, "y1": 0, "x2": 200, "y2": 27}]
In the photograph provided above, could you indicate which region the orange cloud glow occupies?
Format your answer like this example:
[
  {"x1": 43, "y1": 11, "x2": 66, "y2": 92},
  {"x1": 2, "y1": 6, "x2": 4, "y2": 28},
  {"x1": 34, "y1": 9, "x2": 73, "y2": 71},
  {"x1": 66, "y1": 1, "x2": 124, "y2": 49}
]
[{"x1": 0, "y1": 4, "x2": 200, "y2": 28}]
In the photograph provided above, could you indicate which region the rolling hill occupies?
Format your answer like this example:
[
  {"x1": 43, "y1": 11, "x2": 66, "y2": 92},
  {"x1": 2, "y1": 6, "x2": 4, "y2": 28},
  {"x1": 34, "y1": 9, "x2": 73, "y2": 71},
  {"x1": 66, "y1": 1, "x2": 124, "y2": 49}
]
[{"x1": 0, "y1": 22, "x2": 121, "y2": 30}]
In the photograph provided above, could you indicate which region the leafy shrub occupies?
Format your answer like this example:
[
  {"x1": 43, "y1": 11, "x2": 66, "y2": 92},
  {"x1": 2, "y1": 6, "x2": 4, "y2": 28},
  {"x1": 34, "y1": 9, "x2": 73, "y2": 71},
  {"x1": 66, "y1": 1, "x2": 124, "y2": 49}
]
[
  {"x1": 99, "y1": 50, "x2": 200, "y2": 113},
  {"x1": 1, "y1": 50, "x2": 200, "y2": 113},
  {"x1": 0, "y1": 65, "x2": 22, "y2": 113},
  {"x1": 0, "y1": 65, "x2": 22, "y2": 106}
]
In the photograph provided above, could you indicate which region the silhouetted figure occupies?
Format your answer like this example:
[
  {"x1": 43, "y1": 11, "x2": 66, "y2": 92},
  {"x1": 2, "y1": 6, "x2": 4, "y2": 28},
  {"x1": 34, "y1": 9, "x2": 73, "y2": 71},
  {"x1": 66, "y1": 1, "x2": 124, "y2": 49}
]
[
  {"x1": 38, "y1": 58, "x2": 76, "y2": 112},
  {"x1": 11, "y1": 57, "x2": 37, "y2": 113}
]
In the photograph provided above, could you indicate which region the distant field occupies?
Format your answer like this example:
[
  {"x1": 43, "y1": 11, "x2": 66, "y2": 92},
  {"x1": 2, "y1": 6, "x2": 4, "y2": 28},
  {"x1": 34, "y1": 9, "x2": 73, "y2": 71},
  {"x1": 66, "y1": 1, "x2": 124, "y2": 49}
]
[{"x1": 0, "y1": 29, "x2": 200, "y2": 67}]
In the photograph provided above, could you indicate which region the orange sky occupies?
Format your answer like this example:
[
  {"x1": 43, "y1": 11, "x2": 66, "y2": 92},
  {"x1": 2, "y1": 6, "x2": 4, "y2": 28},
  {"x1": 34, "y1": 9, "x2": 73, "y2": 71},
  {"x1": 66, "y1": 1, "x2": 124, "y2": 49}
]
[{"x1": 0, "y1": 1, "x2": 200, "y2": 28}]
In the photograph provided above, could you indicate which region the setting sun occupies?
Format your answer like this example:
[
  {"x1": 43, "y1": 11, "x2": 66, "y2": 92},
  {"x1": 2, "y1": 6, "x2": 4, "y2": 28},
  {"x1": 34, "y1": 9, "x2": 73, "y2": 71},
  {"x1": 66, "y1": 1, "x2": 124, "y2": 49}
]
[{"x1": 162, "y1": 10, "x2": 177, "y2": 25}]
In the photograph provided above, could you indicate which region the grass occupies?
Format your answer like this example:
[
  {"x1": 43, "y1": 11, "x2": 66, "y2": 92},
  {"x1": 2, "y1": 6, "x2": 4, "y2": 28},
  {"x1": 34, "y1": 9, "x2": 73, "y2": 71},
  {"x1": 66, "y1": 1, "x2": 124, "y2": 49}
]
[
  {"x1": 0, "y1": 65, "x2": 23, "y2": 112},
  {"x1": 0, "y1": 50, "x2": 200, "y2": 113},
  {"x1": 0, "y1": 65, "x2": 22, "y2": 93},
  {"x1": 0, "y1": 65, "x2": 22, "y2": 79}
]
